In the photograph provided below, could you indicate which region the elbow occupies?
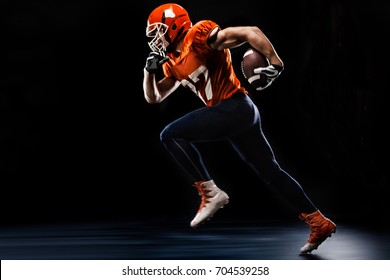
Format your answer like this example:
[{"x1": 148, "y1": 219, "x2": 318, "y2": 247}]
[
  {"x1": 146, "y1": 98, "x2": 160, "y2": 104},
  {"x1": 144, "y1": 93, "x2": 162, "y2": 104}
]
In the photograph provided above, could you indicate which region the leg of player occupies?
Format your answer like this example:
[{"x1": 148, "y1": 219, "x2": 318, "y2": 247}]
[
  {"x1": 159, "y1": 93, "x2": 261, "y2": 228},
  {"x1": 227, "y1": 97, "x2": 336, "y2": 253}
]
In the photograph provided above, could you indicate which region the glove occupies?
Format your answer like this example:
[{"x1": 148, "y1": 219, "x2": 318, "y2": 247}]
[
  {"x1": 145, "y1": 52, "x2": 169, "y2": 74},
  {"x1": 253, "y1": 64, "x2": 284, "y2": 91}
]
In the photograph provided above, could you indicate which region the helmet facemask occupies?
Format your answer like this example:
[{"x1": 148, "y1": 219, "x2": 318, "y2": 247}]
[{"x1": 146, "y1": 22, "x2": 169, "y2": 56}]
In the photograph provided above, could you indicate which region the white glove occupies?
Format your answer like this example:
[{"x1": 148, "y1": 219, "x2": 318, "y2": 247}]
[{"x1": 253, "y1": 64, "x2": 284, "y2": 91}]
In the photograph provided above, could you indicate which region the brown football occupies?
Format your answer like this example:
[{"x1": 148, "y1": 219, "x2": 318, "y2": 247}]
[{"x1": 241, "y1": 47, "x2": 269, "y2": 90}]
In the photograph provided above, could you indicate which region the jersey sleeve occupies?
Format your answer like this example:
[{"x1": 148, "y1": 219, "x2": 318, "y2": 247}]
[{"x1": 191, "y1": 20, "x2": 219, "y2": 56}]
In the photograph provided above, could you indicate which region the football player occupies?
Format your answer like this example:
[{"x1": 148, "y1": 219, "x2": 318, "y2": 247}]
[{"x1": 143, "y1": 3, "x2": 336, "y2": 254}]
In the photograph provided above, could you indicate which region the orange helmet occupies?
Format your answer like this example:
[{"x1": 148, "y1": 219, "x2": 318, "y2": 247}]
[{"x1": 146, "y1": 3, "x2": 192, "y2": 54}]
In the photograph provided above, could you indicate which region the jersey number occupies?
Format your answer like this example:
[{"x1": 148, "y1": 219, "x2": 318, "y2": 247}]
[{"x1": 181, "y1": 65, "x2": 213, "y2": 102}]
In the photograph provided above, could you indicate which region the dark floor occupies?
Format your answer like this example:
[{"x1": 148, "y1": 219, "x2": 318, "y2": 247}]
[{"x1": 1, "y1": 218, "x2": 389, "y2": 260}]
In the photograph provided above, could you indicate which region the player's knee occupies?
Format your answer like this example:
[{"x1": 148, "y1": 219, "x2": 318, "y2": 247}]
[{"x1": 160, "y1": 126, "x2": 173, "y2": 144}]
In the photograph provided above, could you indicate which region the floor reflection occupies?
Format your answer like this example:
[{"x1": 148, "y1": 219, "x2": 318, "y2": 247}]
[{"x1": 0, "y1": 219, "x2": 389, "y2": 260}]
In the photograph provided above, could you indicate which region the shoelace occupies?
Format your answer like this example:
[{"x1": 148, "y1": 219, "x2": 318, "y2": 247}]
[{"x1": 194, "y1": 183, "x2": 212, "y2": 212}]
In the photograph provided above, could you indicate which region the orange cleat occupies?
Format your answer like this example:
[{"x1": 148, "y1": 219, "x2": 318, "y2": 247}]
[{"x1": 299, "y1": 210, "x2": 336, "y2": 253}]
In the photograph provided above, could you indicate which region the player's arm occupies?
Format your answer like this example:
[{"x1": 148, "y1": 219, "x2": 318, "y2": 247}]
[
  {"x1": 143, "y1": 69, "x2": 180, "y2": 104},
  {"x1": 208, "y1": 25, "x2": 284, "y2": 90},
  {"x1": 143, "y1": 52, "x2": 181, "y2": 104},
  {"x1": 208, "y1": 25, "x2": 283, "y2": 67}
]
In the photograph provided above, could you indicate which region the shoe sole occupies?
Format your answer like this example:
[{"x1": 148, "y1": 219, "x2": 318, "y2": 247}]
[
  {"x1": 190, "y1": 198, "x2": 229, "y2": 228},
  {"x1": 301, "y1": 227, "x2": 337, "y2": 254}
]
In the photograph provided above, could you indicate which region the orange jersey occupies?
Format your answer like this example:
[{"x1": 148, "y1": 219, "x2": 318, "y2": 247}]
[{"x1": 162, "y1": 20, "x2": 248, "y2": 107}]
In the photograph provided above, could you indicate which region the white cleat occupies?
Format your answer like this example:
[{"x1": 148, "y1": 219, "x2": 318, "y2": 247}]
[{"x1": 190, "y1": 180, "x2": 229, "y2": 228}]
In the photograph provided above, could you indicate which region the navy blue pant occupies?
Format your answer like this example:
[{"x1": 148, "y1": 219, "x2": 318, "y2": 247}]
[{"x1": 160, "y1": 92, "x2": 316, "y2": 213}]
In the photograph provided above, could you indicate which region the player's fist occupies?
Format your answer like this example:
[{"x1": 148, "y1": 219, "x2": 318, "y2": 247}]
[
  {"x1": 145, "y1": 52, "x2": 169, "y2": 74},
  {"x1": 253, "y1": 64, "x2": 284, "y2": 91}
]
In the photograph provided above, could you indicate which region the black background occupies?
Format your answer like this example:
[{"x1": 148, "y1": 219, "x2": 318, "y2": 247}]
[{"x1": 1, "y1": 0, "x2": 389, "y2": 227}]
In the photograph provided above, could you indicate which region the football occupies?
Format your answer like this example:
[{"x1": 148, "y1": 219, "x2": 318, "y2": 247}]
[{"x1": 241, "y1": 47, "x2": 270, "y2": 90}]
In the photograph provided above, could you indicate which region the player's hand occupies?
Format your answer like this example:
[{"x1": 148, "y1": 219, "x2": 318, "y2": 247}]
[
  {"x1": 145, "y1": 52, "x2": 169, "y2": 74},
  {"x1": 253, "y1": 64, "x2": 284, "y2": 91}
]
